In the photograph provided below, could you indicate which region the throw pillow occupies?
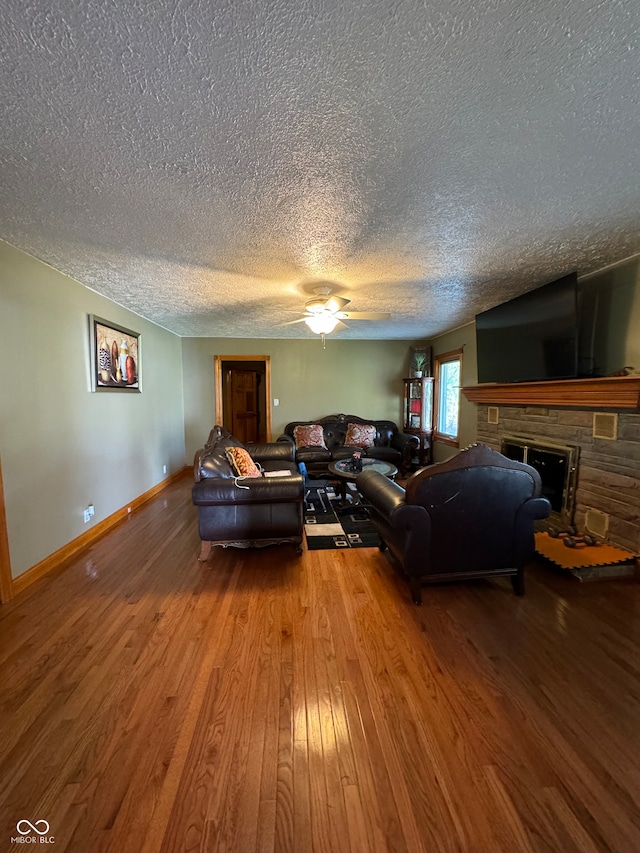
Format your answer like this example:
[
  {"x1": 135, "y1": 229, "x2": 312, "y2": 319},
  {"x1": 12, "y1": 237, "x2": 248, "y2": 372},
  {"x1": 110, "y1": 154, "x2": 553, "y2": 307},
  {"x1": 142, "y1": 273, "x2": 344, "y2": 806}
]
[
  {"x1": 345, "y1": 423, "x2": 377, "y2": 448},
  {"x1": 293, "y1": 424, "x2": 327, "y2": 449},
  {"x1": 225, "y1": 446, "x2": 262, "y2": 478}
]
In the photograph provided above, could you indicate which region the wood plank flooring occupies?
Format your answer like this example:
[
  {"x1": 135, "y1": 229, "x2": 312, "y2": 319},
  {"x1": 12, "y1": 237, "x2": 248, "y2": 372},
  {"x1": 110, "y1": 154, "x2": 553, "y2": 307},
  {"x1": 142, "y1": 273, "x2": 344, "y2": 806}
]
[{"x1": 1, "y1": 473, "x2": 640, "y2": 852}]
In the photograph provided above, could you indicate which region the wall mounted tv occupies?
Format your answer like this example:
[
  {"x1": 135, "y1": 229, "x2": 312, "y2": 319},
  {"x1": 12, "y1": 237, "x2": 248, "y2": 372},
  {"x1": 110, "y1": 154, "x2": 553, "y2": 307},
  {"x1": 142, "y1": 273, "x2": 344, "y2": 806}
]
[{"x1": 475, "y1": 272, "x2": 578, "y2": 384}]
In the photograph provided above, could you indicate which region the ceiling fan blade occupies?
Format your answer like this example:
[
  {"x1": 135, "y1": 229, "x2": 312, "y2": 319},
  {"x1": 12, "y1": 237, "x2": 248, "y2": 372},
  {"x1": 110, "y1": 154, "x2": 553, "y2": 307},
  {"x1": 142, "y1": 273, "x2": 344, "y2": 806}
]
[
  {"x1": 337, "y1": 311, "x2": 391, "y2": 320},
  {"x1": 280, "y1": 317, "x2": 309, "y2": 326},
  {"x1": 334, "y1": 320, "x2": 349, "y2": 331},
  {"x1": 325, "y1": 295, "x2": 351, "y2": 312}
]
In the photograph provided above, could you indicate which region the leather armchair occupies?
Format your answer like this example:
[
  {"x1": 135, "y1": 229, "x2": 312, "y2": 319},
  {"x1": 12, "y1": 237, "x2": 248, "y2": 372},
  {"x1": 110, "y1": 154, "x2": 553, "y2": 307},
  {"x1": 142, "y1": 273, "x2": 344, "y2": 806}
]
[
  {"x1": 192, "y1": 426, "x2": 305, "y2": 559},
  {"x1": 357, "y1": 443, "x2": 551, "y2": 604}
]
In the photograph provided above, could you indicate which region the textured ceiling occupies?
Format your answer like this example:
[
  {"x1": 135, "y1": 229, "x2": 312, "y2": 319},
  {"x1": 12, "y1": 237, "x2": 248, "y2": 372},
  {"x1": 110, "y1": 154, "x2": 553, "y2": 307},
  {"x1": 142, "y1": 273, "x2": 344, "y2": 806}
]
[{"x1": 1, "y1": 0, "x2": 640, "y2": 339}]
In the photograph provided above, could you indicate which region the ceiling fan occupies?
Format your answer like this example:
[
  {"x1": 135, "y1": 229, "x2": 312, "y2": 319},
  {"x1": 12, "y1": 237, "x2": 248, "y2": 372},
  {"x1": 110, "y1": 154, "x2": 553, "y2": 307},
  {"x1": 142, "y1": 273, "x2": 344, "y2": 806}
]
[{"x1": 284, "y1": 285, "x2": 391, "y2": 336}]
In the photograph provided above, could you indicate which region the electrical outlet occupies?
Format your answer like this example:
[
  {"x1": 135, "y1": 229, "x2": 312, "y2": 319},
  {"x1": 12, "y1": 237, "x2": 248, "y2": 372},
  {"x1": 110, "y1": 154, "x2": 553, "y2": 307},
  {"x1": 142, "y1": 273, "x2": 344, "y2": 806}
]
[
  {"x1": 83, "y1": 508, "x2": 92, "y2": 524},
  {"x1": 88, "y1": 504, "x2": 95, "y2": 517},
  {"x1": 163, "y1": 464, "x2": 167, "y2": 474}
]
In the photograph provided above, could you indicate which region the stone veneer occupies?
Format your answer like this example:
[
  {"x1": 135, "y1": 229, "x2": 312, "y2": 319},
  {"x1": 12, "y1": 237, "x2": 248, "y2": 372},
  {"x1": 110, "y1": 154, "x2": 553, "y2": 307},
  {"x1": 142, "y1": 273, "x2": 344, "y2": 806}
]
[{"x1": 476, "y1": 404, "x2": 640, "y2": 554}]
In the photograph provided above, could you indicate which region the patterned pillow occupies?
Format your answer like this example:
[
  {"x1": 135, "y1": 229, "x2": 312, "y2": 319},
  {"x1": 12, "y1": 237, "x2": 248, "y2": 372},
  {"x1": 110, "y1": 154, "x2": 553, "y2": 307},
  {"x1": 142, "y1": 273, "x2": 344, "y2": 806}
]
[
  {"x1": 225, "y1": 446, "x2": 262, "y2": 478},
  {"x1": 293, "y1": 424, "x2": 327, "y2": 449},
  {"x1": 345, "y1": 423, "x2": 377, "y2": 448}
]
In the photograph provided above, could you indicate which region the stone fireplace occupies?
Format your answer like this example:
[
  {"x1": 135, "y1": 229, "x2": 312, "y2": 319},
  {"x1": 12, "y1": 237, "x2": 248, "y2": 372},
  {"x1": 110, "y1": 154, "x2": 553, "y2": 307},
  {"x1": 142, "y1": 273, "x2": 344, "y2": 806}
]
[{"x1": 463, "y1": 377, "x2": 640, "y2": 554}]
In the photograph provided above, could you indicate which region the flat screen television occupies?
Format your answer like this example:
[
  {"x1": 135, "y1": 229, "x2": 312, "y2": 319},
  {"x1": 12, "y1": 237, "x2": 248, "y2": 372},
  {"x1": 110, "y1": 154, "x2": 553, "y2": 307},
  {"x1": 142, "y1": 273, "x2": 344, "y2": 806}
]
[
  {"x1": 577, "y1": 261, "x2": 639, "y2": 378},
  {"x1": 475, "y1": 272, "x2": 578, "y2": 383}
]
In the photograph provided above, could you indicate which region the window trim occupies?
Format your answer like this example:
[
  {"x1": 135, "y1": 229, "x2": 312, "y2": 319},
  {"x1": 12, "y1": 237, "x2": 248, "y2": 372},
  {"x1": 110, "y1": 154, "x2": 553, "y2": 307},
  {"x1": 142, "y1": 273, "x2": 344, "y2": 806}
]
[{"x1": 433, "y1": 348, "x2": 463, "y2": 447}]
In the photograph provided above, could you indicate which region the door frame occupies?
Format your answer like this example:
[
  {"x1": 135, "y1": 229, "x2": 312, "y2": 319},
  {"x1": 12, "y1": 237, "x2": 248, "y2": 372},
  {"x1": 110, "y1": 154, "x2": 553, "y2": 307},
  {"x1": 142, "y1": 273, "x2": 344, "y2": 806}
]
[
  {"x1": 0, "y1": 457, "x2": 14, "y2": 603},
  {"x1": 214, "y1": 355, "x2": 272, "y2": 441}
]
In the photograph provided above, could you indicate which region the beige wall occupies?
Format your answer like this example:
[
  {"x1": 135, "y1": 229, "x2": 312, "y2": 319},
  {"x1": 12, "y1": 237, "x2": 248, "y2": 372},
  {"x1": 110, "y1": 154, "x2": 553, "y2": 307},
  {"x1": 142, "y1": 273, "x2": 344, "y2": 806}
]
[
  {"x1": 182, "y1": 338, "x2": 424, "y2": 460},
  {"x1": 0, "y1": 241, "x2": 185, "y2": 578},
  {"x1": 430, "y1": 322, "x2": 478, "y2": 463}
]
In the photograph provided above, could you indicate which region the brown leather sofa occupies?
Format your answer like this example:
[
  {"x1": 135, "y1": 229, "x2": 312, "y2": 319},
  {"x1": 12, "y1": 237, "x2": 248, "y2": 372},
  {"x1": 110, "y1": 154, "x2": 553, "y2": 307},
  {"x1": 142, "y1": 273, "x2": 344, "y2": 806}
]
[
  {"x1": 278, "y1": 413, "x2": 419, "y2": 476},
  {"x1": 192, "y1": 426, "x2": 305, "y2": 559},
  {"x1": 357, "y1": 443, "x2": 551, "y2": 604}
]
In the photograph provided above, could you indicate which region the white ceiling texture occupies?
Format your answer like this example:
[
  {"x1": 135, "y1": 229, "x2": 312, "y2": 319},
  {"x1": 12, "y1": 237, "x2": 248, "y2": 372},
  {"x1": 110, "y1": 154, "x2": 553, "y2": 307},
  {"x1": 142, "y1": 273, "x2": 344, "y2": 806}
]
[{"x1": 1, "y1": 0, "x2": 639, "y2": 339}]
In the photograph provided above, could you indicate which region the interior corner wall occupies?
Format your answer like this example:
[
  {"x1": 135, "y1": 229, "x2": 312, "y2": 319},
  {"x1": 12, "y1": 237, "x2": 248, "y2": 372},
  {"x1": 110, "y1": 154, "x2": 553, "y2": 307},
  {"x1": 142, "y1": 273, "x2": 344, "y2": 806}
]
[
  {"x1": 430, "y1": 322, "x2": 478, "y2": 464},
  {"x1": 181, "y1": 337, "x2": 424, "y2": 461},
  {"x1": 0, "y1": 241, "x2": 186, "y2": 579}
]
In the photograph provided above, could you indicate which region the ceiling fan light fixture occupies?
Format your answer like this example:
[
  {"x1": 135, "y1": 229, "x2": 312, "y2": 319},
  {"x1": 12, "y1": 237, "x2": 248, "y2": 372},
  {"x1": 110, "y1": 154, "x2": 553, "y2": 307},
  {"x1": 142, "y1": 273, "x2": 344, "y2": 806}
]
[
  {"x1": 305, "y1": 314, "x2": 339, "y2": 335},
  {"x1": 304, "y1": 285, "x2": 351, "y2": 315}
]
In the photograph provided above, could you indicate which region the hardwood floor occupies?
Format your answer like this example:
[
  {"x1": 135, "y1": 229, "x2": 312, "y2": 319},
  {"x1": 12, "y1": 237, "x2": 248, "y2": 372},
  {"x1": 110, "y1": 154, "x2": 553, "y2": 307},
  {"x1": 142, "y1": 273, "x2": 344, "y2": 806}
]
[{"x1": 1, "y1": 473, "x2": 640, "y2": 852}]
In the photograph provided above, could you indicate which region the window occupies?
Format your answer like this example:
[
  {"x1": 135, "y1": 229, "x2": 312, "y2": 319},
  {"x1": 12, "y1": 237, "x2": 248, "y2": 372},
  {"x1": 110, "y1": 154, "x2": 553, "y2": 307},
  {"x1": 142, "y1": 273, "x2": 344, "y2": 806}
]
[{"x1": 434, "y1": 349, "x2": 462, "y2": 445}]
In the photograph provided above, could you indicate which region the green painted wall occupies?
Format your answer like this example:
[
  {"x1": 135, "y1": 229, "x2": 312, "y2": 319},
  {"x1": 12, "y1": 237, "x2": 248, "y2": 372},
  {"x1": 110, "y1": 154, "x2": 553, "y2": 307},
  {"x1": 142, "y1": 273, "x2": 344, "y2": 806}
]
[
  {"x1": 182, "y1": 337, "x2": 425, "y2": 460},
  {"x1": 0, "y1": 241, "x2": 185, "y2": 578}
]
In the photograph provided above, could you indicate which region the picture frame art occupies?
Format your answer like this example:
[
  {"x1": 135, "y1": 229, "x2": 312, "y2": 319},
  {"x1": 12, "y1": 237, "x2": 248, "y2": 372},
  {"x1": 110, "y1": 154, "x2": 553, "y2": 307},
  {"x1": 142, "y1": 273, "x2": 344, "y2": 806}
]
[{"x1": 90, "y1": 315, "x2": 141, "y2": 391}]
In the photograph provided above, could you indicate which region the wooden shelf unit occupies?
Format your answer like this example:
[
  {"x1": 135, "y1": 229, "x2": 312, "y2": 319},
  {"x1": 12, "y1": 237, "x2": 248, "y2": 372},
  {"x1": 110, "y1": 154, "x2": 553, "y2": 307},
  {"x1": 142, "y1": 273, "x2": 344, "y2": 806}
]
[
  {"x1": 403, "y1": 377, "x2": 433, "y2": 467},
  {"x1": 462, "y1": 376, "x2": 640, "y2": 409}
]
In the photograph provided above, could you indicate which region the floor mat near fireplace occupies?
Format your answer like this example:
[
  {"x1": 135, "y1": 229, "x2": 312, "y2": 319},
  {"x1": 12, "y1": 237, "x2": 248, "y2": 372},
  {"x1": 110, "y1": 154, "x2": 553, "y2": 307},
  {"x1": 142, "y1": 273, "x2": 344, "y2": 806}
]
[
  {"x1": 535, "y1": 532, "x2": 637, "y2": 578},
  {"x1": 304, "y1": 486, "x2": 380, "y2": 550}
]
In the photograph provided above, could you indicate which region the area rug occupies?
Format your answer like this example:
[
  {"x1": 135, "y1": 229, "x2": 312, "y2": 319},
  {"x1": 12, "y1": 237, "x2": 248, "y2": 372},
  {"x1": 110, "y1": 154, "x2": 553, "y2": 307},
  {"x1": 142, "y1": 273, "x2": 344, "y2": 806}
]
[{"x1": 304, "y1": 485, "x2": 380, "y2": 550}]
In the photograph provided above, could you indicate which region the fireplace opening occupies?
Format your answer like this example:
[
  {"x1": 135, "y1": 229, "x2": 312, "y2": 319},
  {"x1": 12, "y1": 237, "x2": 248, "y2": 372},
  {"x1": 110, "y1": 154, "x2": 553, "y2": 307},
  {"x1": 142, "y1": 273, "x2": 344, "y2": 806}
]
[{"x1": 501, "y1": 436, "x2": 579, "y2": 527}]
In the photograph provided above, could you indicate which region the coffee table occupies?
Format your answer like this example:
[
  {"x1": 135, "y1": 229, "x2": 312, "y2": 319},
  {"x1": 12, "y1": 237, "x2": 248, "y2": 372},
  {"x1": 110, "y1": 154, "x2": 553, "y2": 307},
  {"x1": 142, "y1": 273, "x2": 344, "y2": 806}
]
[{"x1": 328, "y1": 458, "x2": 398, "y2": 503}]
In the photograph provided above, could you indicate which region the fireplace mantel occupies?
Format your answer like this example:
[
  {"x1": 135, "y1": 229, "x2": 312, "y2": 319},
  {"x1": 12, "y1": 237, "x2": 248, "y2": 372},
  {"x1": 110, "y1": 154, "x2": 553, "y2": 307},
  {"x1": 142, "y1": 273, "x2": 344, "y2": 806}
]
[{"x1": 462, "y1": 376, "x2": 640, "y2": 408}]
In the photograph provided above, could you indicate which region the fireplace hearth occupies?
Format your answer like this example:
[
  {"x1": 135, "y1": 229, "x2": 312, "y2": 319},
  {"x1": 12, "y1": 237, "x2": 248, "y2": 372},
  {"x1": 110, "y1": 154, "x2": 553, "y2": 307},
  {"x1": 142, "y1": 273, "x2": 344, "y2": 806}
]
[{"x1": 501, "y1": 435, "x2": 579, "y2": 528}]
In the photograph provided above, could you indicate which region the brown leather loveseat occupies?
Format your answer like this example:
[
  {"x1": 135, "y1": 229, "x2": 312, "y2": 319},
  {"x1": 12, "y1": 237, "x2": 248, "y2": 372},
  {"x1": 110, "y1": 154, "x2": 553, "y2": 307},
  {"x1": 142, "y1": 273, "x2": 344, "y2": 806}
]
[
  {"x1": 277, "y1": 413, "x2": 419, "y2": 476},
  {"x1": 192, "y1": 426, "x2": 305, "y2": 559}
]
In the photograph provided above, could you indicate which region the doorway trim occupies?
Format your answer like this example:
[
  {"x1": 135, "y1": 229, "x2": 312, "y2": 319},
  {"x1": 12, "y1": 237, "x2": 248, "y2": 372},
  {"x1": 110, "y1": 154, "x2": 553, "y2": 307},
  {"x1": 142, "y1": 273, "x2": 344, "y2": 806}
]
[
  {"x1": 0, "y1": 457, "x2": 14, "y2": 603},
  {"x1": 214, "y1": 355, "x2": 273, "y2": 440}
]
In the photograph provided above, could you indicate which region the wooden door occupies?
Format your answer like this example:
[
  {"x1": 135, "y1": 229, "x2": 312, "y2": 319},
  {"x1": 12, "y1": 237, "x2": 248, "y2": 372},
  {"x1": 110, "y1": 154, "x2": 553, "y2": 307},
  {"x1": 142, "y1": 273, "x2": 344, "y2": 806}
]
[
  {"x1": 229, "y1": 370, "x2": 258, "y2": 444},
  {"x1": 215, "y1": 355, "x2": 272, "y2": 442}
]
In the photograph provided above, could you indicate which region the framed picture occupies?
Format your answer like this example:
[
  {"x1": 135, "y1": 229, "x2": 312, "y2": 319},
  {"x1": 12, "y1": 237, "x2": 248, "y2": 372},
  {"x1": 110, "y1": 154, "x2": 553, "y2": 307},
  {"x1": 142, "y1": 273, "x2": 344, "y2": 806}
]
[
  {"x1": 89, "y1": 316, "x2": 141, "y2": 391},
  {"x1": 410, "y1": 346, "x2": 431, "y2": 378}
]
